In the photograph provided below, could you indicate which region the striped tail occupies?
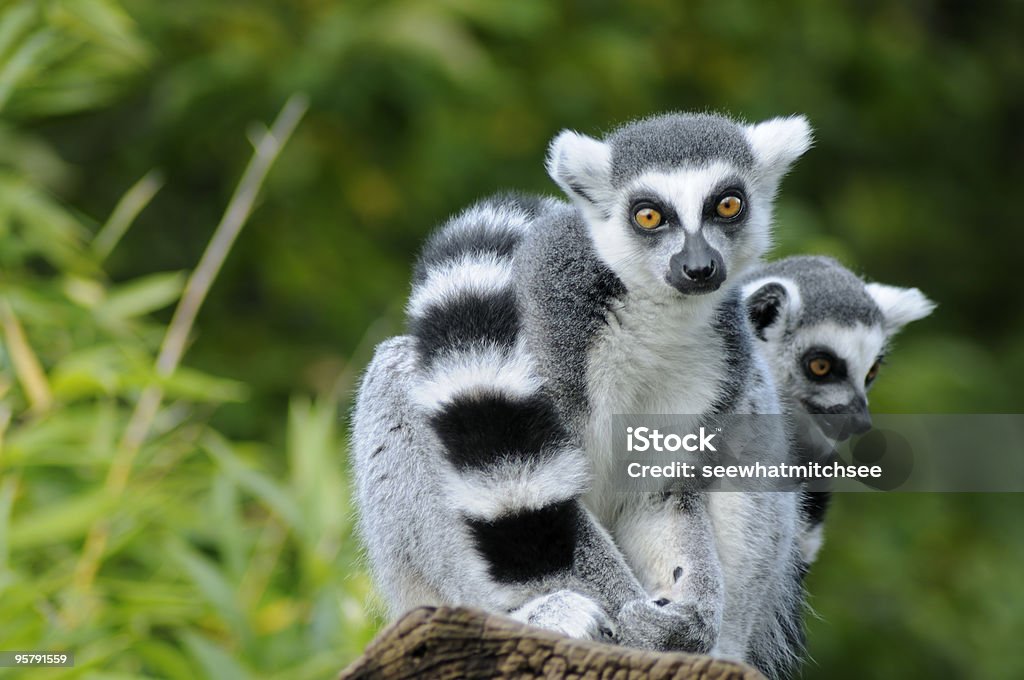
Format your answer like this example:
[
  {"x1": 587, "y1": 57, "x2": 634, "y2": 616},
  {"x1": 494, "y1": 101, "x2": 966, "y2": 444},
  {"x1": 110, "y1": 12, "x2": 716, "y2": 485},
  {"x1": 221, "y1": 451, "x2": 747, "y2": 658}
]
[{"x1": 407, "y1": 195, "x2": 590, "y2": 583}]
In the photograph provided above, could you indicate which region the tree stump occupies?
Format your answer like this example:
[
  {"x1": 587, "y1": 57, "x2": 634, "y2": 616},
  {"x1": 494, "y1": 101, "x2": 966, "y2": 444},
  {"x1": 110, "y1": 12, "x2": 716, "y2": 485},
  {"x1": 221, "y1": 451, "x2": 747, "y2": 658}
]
[{"x1": 338, "y1": 606, "x2": 765, "y2": 680}]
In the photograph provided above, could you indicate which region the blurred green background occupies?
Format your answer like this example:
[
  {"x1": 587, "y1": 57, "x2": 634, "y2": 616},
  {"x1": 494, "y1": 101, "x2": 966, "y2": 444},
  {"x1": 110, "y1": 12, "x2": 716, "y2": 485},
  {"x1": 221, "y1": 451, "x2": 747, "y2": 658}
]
[{"x1": 1, "y1": 0, "x2": 1022, "y2": 678}]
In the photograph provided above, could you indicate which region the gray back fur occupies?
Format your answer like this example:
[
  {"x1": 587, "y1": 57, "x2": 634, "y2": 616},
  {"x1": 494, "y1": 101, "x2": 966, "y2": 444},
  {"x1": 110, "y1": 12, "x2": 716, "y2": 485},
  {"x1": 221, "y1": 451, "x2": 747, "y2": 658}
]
[{"x1": 517, "y1": 201, "x2": 626, "y2": 428}]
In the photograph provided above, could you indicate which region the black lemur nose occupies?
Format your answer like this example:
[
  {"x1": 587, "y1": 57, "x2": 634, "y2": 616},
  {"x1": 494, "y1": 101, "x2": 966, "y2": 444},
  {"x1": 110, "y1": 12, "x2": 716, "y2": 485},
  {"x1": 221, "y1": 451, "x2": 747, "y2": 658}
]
[{"x1": 683, "y1": 259, "x2": 716, "y2": 282}]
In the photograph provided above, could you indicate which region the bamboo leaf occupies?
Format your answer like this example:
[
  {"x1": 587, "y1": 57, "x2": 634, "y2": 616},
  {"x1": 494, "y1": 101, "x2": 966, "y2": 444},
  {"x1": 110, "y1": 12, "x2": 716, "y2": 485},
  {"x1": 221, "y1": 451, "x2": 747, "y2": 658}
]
[
  {"x1": 155, "y1": 367, "x2": 249, "y2": 403},
  {"x1": 166, "y1": 539, "x2": 248, "y2": 638},
  {"x1": 0, "y1": 476, "x2": 17, "y2": 568},
  {"x1": 134, "y1": 640, "x2": 197, "y2": 680},
  {"x1": 0, "y1": 28, "x2": 56, "y2": 112},
  {"x1": 1, "y1": 298, "x2": 52, "y2": 413},
  {"x1": 0, "y1": 3, "x2": 36, "y2": 62},
  {"x1": 180, "y1": 632, "x2": 252, "y2": 680},
  {"x1": 203, "y1": 432, "x2": 304, "y2": 533},
  {"x1": 97, "y1": 271, "x2": 187, "y2": 321},
  {"x1": 50, "y1": 0, "x2": 149, "y2": 62},
  {"x1": 92, "y1": 169, "x2": 164, "y2": 260},
  {"x1": 8, "y1": 488, "x2": 117, "y2": 550},
  {"x1": 212, "y1": 473, "x2": 247, "y2": 580}
]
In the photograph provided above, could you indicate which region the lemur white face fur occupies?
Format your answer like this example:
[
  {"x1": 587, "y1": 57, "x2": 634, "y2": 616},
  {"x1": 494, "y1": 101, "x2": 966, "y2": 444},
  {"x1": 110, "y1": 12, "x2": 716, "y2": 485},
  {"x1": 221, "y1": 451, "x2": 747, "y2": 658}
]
[
  {"x1": 743, "y1": 256, "x2": 935, "y2": 442},
  {"x1": 546, "y1": 115, "x2": 812, "y2": 297}
]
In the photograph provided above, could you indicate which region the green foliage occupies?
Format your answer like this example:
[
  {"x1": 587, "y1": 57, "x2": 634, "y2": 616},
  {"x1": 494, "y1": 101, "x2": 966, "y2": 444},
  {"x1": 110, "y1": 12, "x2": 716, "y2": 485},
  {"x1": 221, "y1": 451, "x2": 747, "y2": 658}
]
[
  {"x1": 1, "y1": 0, "x2": 1022, "y2": 677},
  {"x1": 0, "y1": 237, "x2": 378, "y2": 676},
  {"x1": 0, "y1": 3, "x2": 377, "y2": 677}
]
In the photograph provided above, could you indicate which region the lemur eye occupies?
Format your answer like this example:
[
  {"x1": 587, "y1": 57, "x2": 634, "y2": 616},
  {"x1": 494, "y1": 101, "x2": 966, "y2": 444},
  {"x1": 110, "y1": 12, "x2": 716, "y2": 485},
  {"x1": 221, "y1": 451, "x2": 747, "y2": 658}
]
[
  {"x1": 808, "y1": 357, "x2": 832, "y2": 377},
  {"x1": 866, "y1": 360, "x2": 881, "y2": 384},
  {"x1": 716, "y1": 194, "x2": 743, "y2": 219},
  {"x1": 634, "y1": 207, "x2": 663, "y2": 229},
  {"x1": 802, "y1": 349, "x2": 846, "y2": 382}
]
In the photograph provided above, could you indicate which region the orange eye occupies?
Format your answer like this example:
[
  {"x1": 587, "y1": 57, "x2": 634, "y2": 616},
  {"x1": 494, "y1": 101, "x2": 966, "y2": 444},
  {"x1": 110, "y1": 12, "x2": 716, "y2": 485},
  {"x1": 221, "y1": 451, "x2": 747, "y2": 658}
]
[
  {"x1": 716, "y1": 195, "x2": 743, "y2": 219},
  {"x1": 808, "y1": 357, "x2": 832, "y2": 377},
  {"x1": 634, "y1": 207, "x2": 663, "y2": 229},
  {"x1": 866, "y1": 360, "x2": 881, "y2": 383}
]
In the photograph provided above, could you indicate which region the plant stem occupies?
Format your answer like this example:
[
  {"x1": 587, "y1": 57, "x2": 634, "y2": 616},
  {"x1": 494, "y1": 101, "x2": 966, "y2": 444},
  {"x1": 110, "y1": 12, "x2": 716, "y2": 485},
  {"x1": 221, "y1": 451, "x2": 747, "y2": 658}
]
[
  {"x1": 92, "y1": 169, "x2": 165, "y2": 261},
  {"x1": 68, "y1": 94, "x2": 309, "y2": 615}
]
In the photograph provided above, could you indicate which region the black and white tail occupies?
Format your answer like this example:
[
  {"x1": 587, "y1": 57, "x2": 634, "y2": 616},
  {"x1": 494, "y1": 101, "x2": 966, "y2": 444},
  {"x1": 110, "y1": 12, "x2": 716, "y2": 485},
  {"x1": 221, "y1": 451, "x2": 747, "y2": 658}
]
[{"x1": 407, "y1": 195, "x2": 589, "y2": 583}]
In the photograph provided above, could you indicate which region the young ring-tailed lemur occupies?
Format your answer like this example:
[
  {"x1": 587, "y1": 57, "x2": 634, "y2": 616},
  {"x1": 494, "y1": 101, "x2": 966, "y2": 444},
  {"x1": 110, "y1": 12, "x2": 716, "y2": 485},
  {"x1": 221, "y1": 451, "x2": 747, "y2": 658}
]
[
  {"x1": 742, "y1": 255, "x2": 935, "y2": 569},
  {"x1": 352, "y1": 113, "x2": 813, "y2": 677}
]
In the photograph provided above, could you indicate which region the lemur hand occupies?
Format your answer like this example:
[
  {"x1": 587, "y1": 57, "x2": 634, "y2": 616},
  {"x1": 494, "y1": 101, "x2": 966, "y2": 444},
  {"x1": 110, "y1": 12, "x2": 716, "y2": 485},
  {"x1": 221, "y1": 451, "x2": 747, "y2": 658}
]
[
  {"x1": 510, "y1": 590, "x2": 616, "y2": 642},
  {"x1": 616, "y1": 593, "x2": 719, "y2": 653}
]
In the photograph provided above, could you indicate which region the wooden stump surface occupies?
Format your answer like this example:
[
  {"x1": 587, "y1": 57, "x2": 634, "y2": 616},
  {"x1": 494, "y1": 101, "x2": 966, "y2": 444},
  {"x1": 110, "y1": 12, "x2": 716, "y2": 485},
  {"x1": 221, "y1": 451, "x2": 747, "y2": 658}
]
[{"x1": 338, "y1": 606, "x2": 765, "y2": 680}]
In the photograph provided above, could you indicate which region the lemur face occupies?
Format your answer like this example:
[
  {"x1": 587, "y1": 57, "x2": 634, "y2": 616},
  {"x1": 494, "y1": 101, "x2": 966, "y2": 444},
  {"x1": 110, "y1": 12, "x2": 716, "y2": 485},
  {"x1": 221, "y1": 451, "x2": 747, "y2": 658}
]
[
  {"x1": 744, "y1": 257, "x2": 935, "y2": 444},
  {"x1": 607, "y1": 162, "x2": 762, "y2": 296},
  {"x1": 777, "y1": 320, "x2": 887, "y2": 439},
  {"x1": 546, "y1": 114, "x2": 812, "y2": 297}
]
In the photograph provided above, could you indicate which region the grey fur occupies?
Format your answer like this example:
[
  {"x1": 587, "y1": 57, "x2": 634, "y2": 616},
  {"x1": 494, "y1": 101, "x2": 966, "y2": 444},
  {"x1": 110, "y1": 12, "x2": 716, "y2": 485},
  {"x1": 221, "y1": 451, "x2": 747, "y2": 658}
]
[
  {"x1": 753, "y1": 255, "x2": 883, "y2": 327},
  {"x1": 518, "y1": 202, "x2": 625, "y2": 425},
  {"x1": 608, "y1": 113, "x2": 755, "y2": 187}
]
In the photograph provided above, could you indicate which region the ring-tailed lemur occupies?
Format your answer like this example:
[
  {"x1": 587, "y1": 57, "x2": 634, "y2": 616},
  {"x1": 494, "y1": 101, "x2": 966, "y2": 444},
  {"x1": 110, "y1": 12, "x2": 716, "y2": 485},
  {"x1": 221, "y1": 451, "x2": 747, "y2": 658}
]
[
  {"x1": 742, "y1": 255, "x2": 935, "y2": 568},
  {"x1": 352, "y1": 113, "x2": 813, "y2": 677}
]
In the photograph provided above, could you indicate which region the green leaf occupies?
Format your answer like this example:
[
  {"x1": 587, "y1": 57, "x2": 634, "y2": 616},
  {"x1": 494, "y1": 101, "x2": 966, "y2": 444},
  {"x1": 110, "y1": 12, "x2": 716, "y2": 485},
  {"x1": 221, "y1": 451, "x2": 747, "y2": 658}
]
[
  {"x1": 166, "y1": 539, "x2": 248, "y2": 639},
  {"x1": 0, "y1": 476, "x2": 17, "y2": 568},
  {"x1": 0, "y1": 3, "x2": 37, "y2": 63},
  {"x1": 287, "y1": 397, "x2": 348, "y2": 554},
  {"x1": 96, "y1": 271, "x2": 186, "y2": 320},
  {"x1": 50, "y1": 345, "x2": 129, "y2": 399},
  {"x1": 180, "y1": 631, "x2": 252, "y2": 680},
  {"x1": 0, "y1": 28, "x2": 57, "y2": 112},
  {"x1": 202, "y1": 432, "x2": 304, "y2": 534},
  {"x1": 135, "y1": 639, "x2": 202, "y2": 680},
  {"x1": 5, "y1": 404, "x2": 118, "y2": 465},
  {"x1": 8, "y1": 488, "x2": 117, "y2": 549},
  {"x1": 156, "y1": 367, "x2": 249, "y2": 403},
  {"x1": 50, "y1": 0, "x2": 150, "y2": 62},
  {"x1": 211, "y1": 474, "x2": 247, "y2": 581}
]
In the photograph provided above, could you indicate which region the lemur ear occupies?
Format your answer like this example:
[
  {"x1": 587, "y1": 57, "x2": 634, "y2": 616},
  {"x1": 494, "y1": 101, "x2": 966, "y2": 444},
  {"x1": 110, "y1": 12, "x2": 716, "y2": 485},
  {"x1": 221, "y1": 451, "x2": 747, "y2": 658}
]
[
  {"x1": 864, "y1": 283, "x2": 936, "y2": 336},
  {"x1": 546, "y1": 130, "x2": 612, "y2": 207},
  {"x1": 745, "y1": 115, "x2": 813, "y2": 182},
  {"x1": 742, "y1": 277, "x2": 801, "y2": 341}
]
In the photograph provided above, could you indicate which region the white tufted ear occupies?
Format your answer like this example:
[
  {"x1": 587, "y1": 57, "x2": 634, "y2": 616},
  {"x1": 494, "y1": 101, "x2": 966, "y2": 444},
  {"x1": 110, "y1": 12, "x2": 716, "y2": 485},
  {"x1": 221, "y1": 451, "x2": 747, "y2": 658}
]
[
  {"x1": 545, "y1": 130, "x2": 612, "y2": 207},
  {"x1": 745, "y1": 115, "x2": 813, "y2": 183},
  {"x1": 741, "y1": 276, "x2": 802, "y2": 341},
  {"x1": 864, "y1": 283, "x2": 936, "y2": 336}
]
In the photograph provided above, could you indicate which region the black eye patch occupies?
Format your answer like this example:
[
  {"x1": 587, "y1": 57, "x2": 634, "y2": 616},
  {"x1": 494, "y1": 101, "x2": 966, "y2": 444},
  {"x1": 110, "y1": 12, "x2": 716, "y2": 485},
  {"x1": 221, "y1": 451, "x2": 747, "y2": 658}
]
[
  {"x1": 625, "y1": 193, "x2": 679, "y2": 233},
  {"x1": 800, "y1": 347, "x2": 848, "y2": 382},
  {"x1": 701, "y1": 178, "x2": 748, "y2": 223}
]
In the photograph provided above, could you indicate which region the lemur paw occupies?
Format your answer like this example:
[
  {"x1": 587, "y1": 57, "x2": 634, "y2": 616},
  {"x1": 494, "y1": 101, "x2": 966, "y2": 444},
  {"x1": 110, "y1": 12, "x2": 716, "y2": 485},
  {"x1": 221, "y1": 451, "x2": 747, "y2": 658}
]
[
  {"x1": 616, "y1": 597, "x2": 717, "y2": 653},
  {"x1": 510, "y1": 590, "x2": 616, "y2": 642}
]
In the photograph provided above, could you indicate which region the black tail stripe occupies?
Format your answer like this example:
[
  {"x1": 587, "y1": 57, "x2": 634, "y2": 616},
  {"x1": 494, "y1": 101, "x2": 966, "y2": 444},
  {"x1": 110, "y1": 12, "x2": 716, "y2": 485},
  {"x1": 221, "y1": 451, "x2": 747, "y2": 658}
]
[
  {"x1": 410, "y1": 289, "x2": 519, "y2": 364},
  {"x1": 413, "y1": 227, "x2": 521, "y2": 284},
  {"x1": 430, "y1": 392, "x2": 566, "y2": 470},
  {"x1": 412, "y1": 192, "x2": 547, "y2": 284},
  {"x1": 466, "y1": 500, "x2": 580, "y2": 583}
]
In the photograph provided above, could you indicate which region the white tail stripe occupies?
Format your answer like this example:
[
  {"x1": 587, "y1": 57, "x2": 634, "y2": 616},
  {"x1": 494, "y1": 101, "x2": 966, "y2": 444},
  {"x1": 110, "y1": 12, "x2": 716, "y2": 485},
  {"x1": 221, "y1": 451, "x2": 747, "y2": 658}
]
[
  {"x1": 445, "y1": 448, "x2": 589, "y2": 520},
  {"x1": 444, "y1": 203, "x2": 531, "y2": 237},
  {"x1": 413, "y1": 343, "x2": 542, "y2": 412},
  {"x1": 407, "y1": 252, "x2": 515, "y2": 319}
]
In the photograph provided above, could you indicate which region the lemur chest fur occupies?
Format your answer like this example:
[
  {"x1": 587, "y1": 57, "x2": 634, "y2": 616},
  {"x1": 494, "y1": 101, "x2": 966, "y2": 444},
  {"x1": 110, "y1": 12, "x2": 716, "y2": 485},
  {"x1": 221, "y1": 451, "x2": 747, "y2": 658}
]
[{"x1": 582, "y1": 292, "x2": 725, "y2": 522}]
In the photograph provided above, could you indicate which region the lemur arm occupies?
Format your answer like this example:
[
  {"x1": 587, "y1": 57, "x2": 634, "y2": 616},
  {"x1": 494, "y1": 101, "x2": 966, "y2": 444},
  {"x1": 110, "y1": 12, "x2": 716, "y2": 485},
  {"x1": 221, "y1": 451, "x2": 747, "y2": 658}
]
[{"x1": 614, "y1": 493, "x2": 723, "y2": 653}]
